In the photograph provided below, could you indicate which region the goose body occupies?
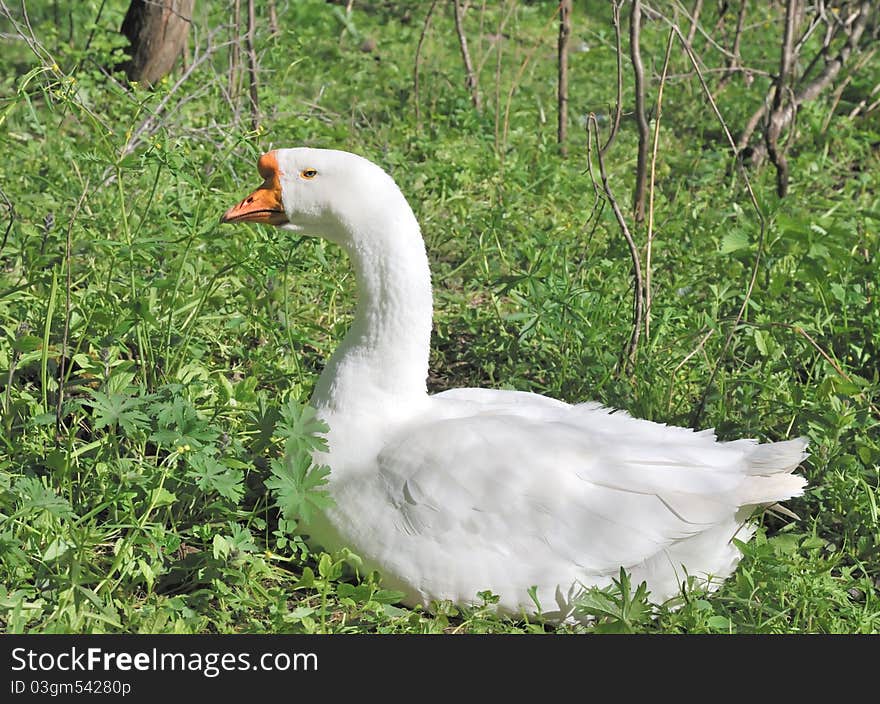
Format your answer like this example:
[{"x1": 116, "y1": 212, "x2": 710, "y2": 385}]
[{"x1": 222, "y1": 148, "x2": 807, "y2": 621}]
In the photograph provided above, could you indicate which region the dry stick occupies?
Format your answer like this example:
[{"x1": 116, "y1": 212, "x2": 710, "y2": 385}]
[
  {"x1": 229, "y1": 0, "x2": 241, "y2": 100},
  {"x1": 824, "y1": 45, "x2": 876, "y2": 127},
  {"x1": 475, "y1": 0, "x2": 515, "y2": 77},
  {"x1": 587, "y1": 114, "x2": 643, "y2": 377},
  {"x1": 766, "y1": 0, "x2": 799, "y2": 198},
  {"x1": 56, "y1": 181, "x2": 90, "y2": 433},
  {"x1": 268, "y1": 0, "x2": 278, "y2": 36},
  {"x1": 787, "y1": 323, "x2": 880, "y2": 419},
  {"x1": 848, "y1": 78, "x2": 880, "y2": 119},
  {"x1": 454, "y1": 0, "x2": 481, "y2": 112},
  {"x1": 339, "y1": 0, "x2": 355, "y2": 42},
  {"x1": 714, "y1": 0, "x2": 747, "y2": 94},
  {"x1": 245, "y1": 0, "x2": 260, "y2": 132},
  {"x1": 671, "y1": 26, "x2": 767, "y2": 428},
  {"x1": 630, "y1": 0, "x2": 649, "y2": 223},
  {"x1": 658, "y1": 1, "x2": 738, "y2": 63},
  {"x1": 666, "y1": 328, "x2": 714, "y2": 412},
  {"x1": 490, "y1": 2, "x2": 520, "y2": 153},
  {"x1": 0, "y1": 0, "x2": 57, "y2": 67},
  {"x1": 602, "y1": 0, "x2": 624, "y2": 156},
  {"x1": 582, "y1": 136, "x2": 606, "y2": 240},
  {"x1": 645, "y1": 29, "x2": 674, "y2": 343},
  {"x1": 728, "y1": 0, "x2": 746, "y2": 67},
  {"x1": 557, "y1": 0, "x2": 572, "y2": 156},
  {"x1": 822, "y1": 75, "x2": 852, "y2": 133},
  {"x1": 793, "y1": 0, "x2": 829, "y2": 59},
  {"x1": 413, "y1": 0, "x2": 438, "y2": 132},
  {"x1": 0, "y1": 185, "x2": 13, "y2": 257},
  {"x1": 493, "y1": 1, "x2": 506, "y2": 152},
  {"x1": 686, "y1": 0, "x2": 703, "y2": 45}
]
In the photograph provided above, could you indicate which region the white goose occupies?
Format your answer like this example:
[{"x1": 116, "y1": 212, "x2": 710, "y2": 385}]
[{"x1": 222, "y1": 148, "x2": 807, "y2": 622}]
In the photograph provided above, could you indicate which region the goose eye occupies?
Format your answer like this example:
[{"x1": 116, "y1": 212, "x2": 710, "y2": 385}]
[{"x1": 301, "y1": 168, "x2": 318, "y2": 179}]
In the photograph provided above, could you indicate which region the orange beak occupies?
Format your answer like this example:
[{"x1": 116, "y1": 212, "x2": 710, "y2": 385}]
[{"x1": 220, "y1": 151, "x2": 288, "y2": 225}]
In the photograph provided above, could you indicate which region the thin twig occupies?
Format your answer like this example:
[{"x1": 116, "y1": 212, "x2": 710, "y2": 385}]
[
  {"x1": 666, "y1": 329, "x2": 714, "y2": 412},
  {"x1": 474, "y1": 0, "x2": 515, "y2": 77},
  {"x1": 630, "y1": 0, "x2": 649, "y2": 223},
  {"x1": 602, "y1": 0, "x2": 624, "y2": 156},
  {"x1": 0, "y1": 185, "x2": 13, "y2": 257},
  {"x1": 454, "y1": 0, "x2": 481, "y2": 111},
  {"x1": 413, "y1": 0, "x2": 438, "y2": 132},
  {"x1": 669, "y1": 25, "x2": 767, "y2": 428},
  {"x1": 646, "y1": 29, "x2": 674, "y2": 343},
  {"x1": 245, "y1": 0, "x2": 260, "y2": 131},
  {"x1": 686, "y1": 0, "x2": 703, "y2": 46},
  {"x1": 715, "y1": 0, "x2": 747, "y2": 94},
  {"x1": 56, "y1": 181, "x2": 90, "y2": 434},
  {"x1": 339, "y1": 0, "x2": 355, "y2": 42},
  {"x1": 557, "y1": 0, "x2": 572, "y2": 155},
  {"x1": 500, "y1": 3, "x2": 562, "y2": 154},
  {"x1": 268, "y1": 0, "x2": 279, "y2": 36},
  {"x1": 229, "y1": 0, "x2": 241, "y2": 100},
  {"x1": 587, "y1": 114, "x2": 643, "y2": 377},
  {"x1": 848, "y1": 77, "x2": 880, "y2": 119},
  {"x1": 786, "y1": 323, "x2": 880, "y2": 419}
]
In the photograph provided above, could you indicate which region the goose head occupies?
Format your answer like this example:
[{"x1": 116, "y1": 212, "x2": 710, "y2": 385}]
[{"x1": 221, "y1": 148, "x2": 414, "y2": 247}]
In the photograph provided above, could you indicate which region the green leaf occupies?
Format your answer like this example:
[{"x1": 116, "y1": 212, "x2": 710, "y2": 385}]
[
  {"x1": 12, "y1": 335, "x2": 42, "y2": 353},
  {"x1": 42, "y1": 537, "x2": 72, "y2": 562},
  {"x1": 294, "y1": 567, "x2": 316, "y2": 589},
  {"x1": 88, "y1": 390, "x2": 150, "y2": 436},
  {"x1": 266, "y1": 451, "x2": 333, "y2": 525},
  {"x1": 707, "y1": 615, "x2": 734, "y2": 631},
  {"x1": 213, "y1": 534, "x2": 230, "y2": 560},
  {"x1": 720, "y1": 229, "x2": 749, "y2": 254},
  {"x1": 277, "y1": 400, "x2": 330, "y2": 454},
  {"x1": 754, "y1": 328, "x2": 769, "y2": 356},
  {"x1": 149, "y1": 487, "x2": 177, "y2": 508},
  {"x1": 187, "y1": 454, "x2": 244, "y2": 503}
]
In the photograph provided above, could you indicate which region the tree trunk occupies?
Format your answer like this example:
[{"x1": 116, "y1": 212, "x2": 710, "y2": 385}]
[{"x1": 121, "y1": 0, "x2": 195, "y2": 86}]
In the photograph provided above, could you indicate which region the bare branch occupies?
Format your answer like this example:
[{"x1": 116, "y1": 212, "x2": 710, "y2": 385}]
[
  {"x1": 121, "y1": 28, "x2": 234, "y2": 158},
  {"x1": 601, "y1": 1, "x2": 624, "y2": 156},
  {"x1": 646, "y1": 29, "x2": 674, "y2": 343},
  {"x1": 57, "y1": 180, "x2": 90, "y2": 433},
  {"x1": 413, "y1": 0, "x2": 437, "y2": 131},
  {"x1": 229, "y1": 0, "x2": 241, "y2": 100},
  {"x1": 413, "y1": 0, "x2": 438, "y2": 131},
  {"x1": 0, "y1": 185, "x2": 13, "y2": 257},
  {"x1": 557, "y1": 0, "x2": 572, "y2": 155},
  {"x1": 794, "y1": 1, "x2": 872, "y2": 106},
  {"x1": 715, "y1": 0, "x2": 747, "y2": 93},
  {"x1": 630, "y1": 0, "x2": 649, "y2": 223},
  {"x1": 268, "y1": 0, "x2": 279, "y2": 36},
  {"x1": 668, "y1": 25, "x2": 768, "y2": 428},
  {"x1": 587, "y1": 115, "x2": 644, "y2": 377},
  {"x1": 245, "y1": 0, "x2": 260, "y2": 131},
  {"x1": 454, "y1": 0, "x2": 481, "y2": 111},
  {"x1": 686, "y1": 0, "x2": 703, "y2": 45}
]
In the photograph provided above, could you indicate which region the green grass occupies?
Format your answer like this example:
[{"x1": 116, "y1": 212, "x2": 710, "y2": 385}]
[{"x1": 0, "y1": 0, "x2": 878, "y2": 633}]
